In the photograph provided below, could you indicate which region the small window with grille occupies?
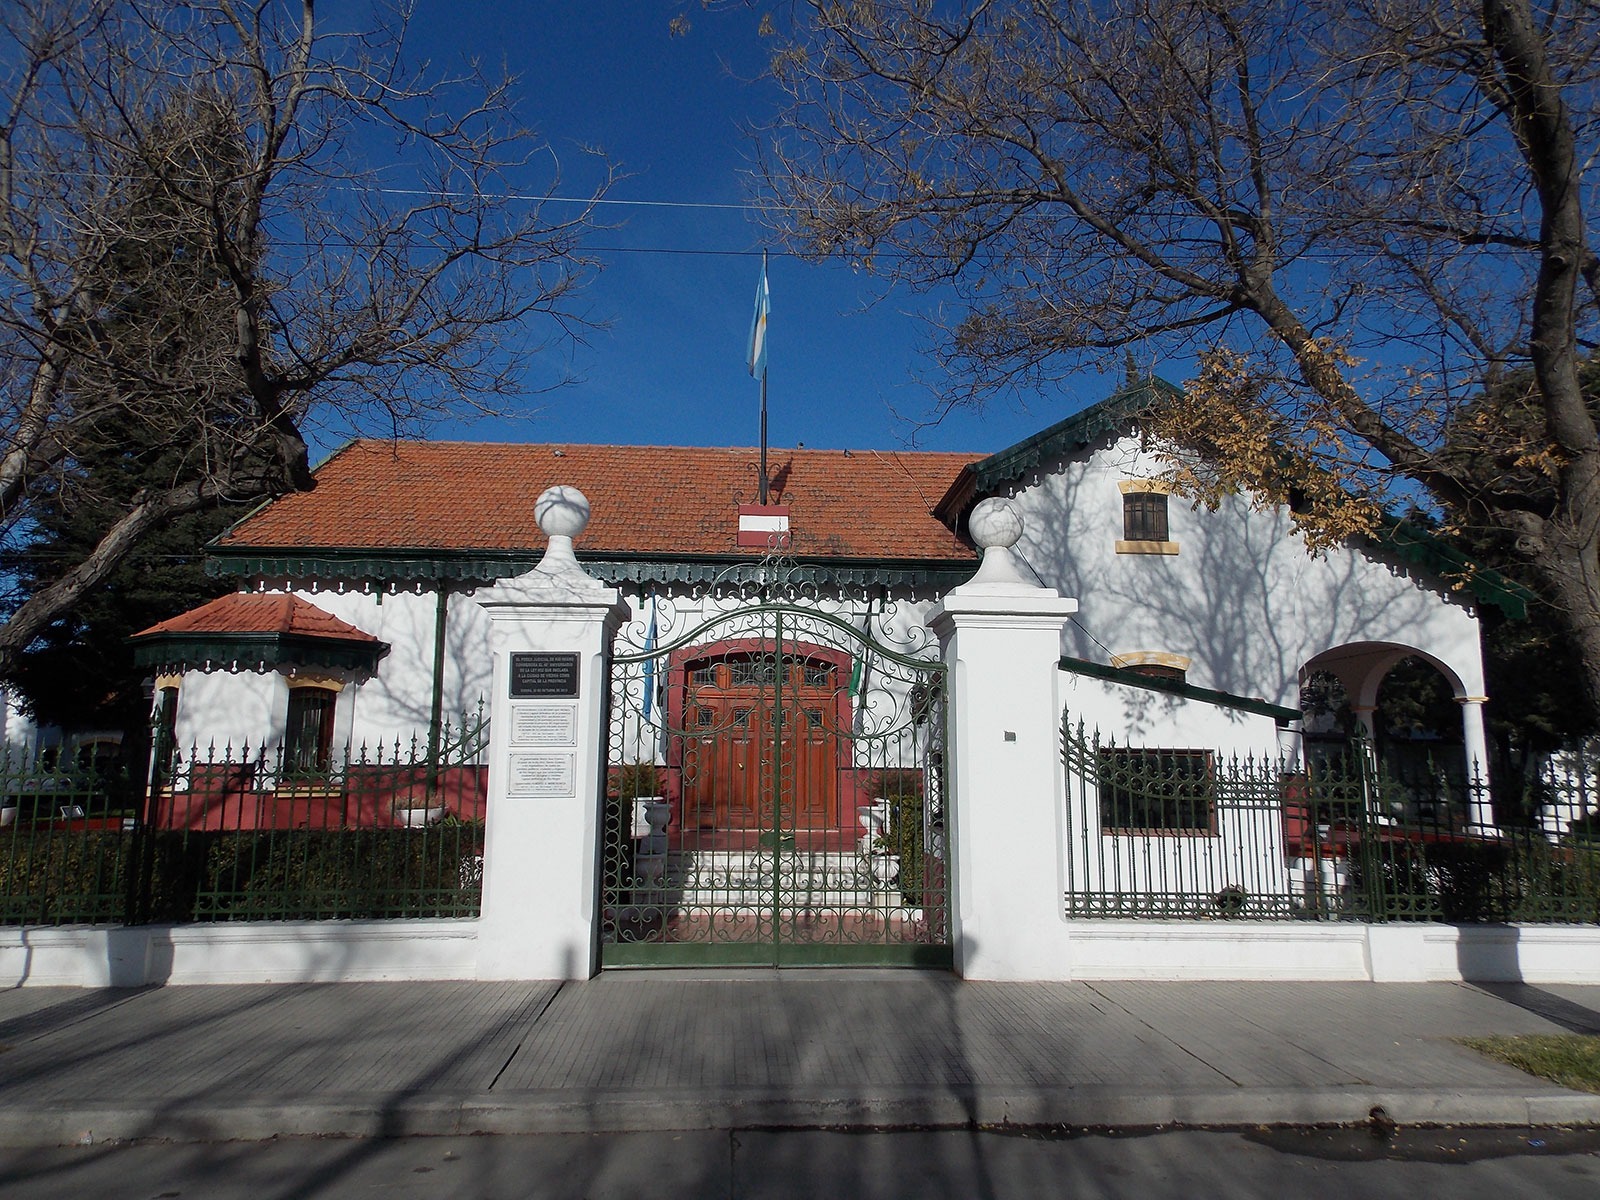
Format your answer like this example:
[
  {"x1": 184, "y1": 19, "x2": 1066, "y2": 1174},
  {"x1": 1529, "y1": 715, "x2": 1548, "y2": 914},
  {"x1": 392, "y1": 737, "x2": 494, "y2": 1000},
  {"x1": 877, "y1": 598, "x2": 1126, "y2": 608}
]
[
  {"x1": 1098, "y1": 748, "x2": 1215, "y2": 834},
  {"x1": 729, "y1": 657, "x2": 779, "y2": 687},
  {"x1": 284, "y1": 686, "x2": 338, "y2": 773},
  {"x1": 1122, "y1": 491, "x2": 1169, "y2": 542},
  {"x1": 1116, "y1": 482, "x2": 1179, "y2": 554},
  {"x1": 801, "y1": 662, "x2": 832, "y2": 688}
]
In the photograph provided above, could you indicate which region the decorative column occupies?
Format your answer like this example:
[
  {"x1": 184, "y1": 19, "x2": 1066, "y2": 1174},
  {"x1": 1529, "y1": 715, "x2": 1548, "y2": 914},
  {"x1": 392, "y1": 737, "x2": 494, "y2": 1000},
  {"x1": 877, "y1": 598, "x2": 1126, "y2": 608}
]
[
  {"x1": 927, "y1": 498, "x2": 1078, "y2": 981},
  {"x1": 473, "y1": 486, "x2": 628, "y2": 980},
  {"x1": 1348, "y1": 704, "x2": 1379, "y2": 743},
  {"x1": 1458, "y1": 694, "x2": 1496, "y2": 831}
]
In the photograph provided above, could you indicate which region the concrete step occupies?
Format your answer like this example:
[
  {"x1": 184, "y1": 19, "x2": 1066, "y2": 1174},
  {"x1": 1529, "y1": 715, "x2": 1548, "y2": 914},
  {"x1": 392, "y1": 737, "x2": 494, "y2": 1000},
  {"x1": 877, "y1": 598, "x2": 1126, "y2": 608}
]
[{"x1": 627, "y1": 848, "x2": 911, "y2": 910}]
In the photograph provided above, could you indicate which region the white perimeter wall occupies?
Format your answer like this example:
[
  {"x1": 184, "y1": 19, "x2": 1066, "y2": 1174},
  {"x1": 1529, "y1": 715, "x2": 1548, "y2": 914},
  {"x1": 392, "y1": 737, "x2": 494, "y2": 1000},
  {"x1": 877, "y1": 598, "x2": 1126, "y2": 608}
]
[{"x1": 6, "y1": 919, "x2": 1598, "y2": 986}]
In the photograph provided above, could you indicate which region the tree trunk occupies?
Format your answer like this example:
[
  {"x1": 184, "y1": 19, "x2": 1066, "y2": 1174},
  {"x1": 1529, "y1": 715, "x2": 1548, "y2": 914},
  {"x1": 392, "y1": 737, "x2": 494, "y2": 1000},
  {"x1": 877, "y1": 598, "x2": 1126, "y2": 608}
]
[
  {"x1": 0, "y1": 468, "x2": 284, "y2": 679},
  {"x1": 1523, "y1": 530, "x2": 1600, "y2": 725}
]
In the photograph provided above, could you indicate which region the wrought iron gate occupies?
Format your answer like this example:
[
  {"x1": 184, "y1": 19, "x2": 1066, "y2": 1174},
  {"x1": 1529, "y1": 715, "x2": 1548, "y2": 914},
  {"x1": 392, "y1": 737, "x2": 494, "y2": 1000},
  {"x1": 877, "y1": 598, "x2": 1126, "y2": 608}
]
[{"x1": 600, "y1": 598, "x2": 950, "y2": 967}]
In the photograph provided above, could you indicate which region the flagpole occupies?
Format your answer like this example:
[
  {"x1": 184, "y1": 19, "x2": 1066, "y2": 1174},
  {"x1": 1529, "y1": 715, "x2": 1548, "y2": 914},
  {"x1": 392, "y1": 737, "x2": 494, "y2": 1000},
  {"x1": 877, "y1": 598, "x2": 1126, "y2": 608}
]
[
  {"x1": 758, "y1": 249, "x2": 769, "y2": 506},
  {"x1": 759, "y1": 376, "x2": 769, "y2": 505}
]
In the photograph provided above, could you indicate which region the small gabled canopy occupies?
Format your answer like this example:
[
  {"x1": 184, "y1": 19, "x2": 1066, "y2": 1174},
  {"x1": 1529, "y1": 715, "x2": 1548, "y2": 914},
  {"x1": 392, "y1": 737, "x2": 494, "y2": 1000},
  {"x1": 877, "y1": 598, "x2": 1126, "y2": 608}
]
[
  {"x1": 935, "y1": 376, "x2": 1536, "y2": 620},
  {"x1": 1060, "y1": 655, "x2": 1301, "y2": 724},
  {"x1": 130, "y1": 593, "x2": 389, "y2": 675}
]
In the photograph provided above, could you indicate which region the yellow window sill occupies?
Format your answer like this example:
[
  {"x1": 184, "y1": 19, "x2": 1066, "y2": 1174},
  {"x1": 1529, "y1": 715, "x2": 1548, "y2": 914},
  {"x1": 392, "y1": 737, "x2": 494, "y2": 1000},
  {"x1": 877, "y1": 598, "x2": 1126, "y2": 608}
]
[{"x1": 1115, "y1": 540, "x2": 1180, "y2": 555}]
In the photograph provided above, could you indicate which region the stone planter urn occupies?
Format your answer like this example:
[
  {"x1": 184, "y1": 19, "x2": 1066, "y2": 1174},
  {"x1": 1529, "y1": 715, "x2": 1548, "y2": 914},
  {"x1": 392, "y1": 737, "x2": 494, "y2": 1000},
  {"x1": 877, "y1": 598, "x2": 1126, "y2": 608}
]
[
  {"x1": 857, "y1": 799, "x2": 891, "y2": 854},
  {"x1": 868, "y1": 851, "x2": 900, "y2": 888},
  {"x1": 395, "y1": 803, "x2": 446, "y2": 828},
  {"x1": 632, "y1": 797, "x2": 672, "y2": 884},
  {"x1": 642, "y1": 799, "x2": 671, "y2": 849}
]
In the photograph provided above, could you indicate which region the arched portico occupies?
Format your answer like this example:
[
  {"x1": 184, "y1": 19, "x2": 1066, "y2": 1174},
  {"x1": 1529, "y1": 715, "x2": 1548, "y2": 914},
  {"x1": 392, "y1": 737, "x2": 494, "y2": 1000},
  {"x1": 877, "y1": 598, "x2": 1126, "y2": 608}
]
[{"x1": 1300, "y1": 641, "x2": 1494, "y2": 829}]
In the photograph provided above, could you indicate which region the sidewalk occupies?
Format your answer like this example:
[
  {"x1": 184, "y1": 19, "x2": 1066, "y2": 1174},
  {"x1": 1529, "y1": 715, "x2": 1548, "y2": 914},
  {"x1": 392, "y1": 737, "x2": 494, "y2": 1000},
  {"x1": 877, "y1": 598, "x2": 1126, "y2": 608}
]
[{"x1": 1, "y1": 973, "x2": 1597, "y2": 1146}]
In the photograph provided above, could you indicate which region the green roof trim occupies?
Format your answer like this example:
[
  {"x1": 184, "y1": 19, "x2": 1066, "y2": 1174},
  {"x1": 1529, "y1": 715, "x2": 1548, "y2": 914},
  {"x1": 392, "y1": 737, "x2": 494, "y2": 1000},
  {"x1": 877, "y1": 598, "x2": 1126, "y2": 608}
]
[
  {"x1": 131, "y1": 632, "x2": 390, "y2": 675},
  {"x1": 1060, "y1": 656, "x2": 1301, "y2": 723},
  {"x1": 1369, "y1": 517, "x2": 1534, "y2": 620},
  {"x1": 206, "y1": 547, "x2": 976, "y2": 592},
  {"x1": 936, "y1": 377, "x2": 1182, "y2": 519}
]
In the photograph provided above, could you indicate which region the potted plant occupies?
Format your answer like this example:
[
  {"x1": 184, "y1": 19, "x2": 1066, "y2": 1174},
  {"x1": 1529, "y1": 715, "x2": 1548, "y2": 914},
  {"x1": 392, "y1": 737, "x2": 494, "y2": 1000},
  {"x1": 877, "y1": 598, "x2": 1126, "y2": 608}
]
[{"x1": 392, "y1": 782, "x2": 445, "y2": 828}]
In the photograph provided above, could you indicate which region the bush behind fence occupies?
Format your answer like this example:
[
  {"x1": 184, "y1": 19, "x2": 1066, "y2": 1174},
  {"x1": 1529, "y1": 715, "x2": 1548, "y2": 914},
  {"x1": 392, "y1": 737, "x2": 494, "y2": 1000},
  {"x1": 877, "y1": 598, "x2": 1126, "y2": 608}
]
[{"x1": 1, "y1": 716, "x2": 487, "y2": 927}]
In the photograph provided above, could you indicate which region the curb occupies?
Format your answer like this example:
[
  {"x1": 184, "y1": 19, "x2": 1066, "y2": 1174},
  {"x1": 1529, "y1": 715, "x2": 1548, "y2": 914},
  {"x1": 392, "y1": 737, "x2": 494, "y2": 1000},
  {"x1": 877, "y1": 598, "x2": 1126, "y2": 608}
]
[{"x1": 3, "y1": 1086, "x2": 1598, "y2": 1147}]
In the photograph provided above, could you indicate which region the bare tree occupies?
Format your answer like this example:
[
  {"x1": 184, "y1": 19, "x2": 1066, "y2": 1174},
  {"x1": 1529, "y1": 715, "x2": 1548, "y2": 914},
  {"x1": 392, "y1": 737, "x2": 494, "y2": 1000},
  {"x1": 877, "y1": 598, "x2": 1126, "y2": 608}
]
[
  {"x1": 0, "y1": 0, "x2": 610, "y2": 675},
  {"x1": 762, "y1": 0, "x2": 1600, "y2": 705}
]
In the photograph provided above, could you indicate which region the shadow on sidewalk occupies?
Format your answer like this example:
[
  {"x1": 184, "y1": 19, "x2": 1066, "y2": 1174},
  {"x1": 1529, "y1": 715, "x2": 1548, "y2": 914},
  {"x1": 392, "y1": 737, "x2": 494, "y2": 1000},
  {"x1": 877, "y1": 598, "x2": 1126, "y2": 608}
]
[{"x1": 1468, "y1": 982, "x2": 1600, "y2": 1035}]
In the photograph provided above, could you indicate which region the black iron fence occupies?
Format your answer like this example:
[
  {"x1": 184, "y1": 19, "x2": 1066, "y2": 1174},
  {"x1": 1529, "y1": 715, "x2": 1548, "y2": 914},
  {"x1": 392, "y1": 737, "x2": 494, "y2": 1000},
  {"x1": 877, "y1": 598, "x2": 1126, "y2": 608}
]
[
  {"x1": 1, "y1": 715, "x2": 488, "y2": 927},
  {"x1": 1061, "y1": 718, "x2": 1600, "y2": 923}
]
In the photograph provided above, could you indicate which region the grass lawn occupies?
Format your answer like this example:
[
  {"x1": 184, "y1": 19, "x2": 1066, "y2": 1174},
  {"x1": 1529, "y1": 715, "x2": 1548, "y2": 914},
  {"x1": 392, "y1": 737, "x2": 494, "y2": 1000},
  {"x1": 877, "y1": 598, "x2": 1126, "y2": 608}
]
[{"x1": 1459, "y1": 1034, "x2": 1600, "y2": 1094}]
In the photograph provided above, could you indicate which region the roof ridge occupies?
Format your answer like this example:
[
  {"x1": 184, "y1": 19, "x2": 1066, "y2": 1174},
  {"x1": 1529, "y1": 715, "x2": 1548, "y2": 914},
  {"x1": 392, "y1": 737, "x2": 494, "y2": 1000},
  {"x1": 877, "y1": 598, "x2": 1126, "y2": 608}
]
[
  {"x1": 131, "y1": 592, "x2": 382, "y2": 643},
  {"x1": 338, "y1": 437, "x2": 985, "y2": 457}
]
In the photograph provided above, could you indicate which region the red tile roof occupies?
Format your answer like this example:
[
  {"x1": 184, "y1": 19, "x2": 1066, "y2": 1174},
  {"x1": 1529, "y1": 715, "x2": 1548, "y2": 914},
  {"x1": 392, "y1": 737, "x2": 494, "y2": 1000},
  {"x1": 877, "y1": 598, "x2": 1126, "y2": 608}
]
[
  {"x1": 218, "y1": 441, "x2": 984, "y2": 562},
  {"x1": 133, "y1": 593, "x2": 382, "y2": 643}
]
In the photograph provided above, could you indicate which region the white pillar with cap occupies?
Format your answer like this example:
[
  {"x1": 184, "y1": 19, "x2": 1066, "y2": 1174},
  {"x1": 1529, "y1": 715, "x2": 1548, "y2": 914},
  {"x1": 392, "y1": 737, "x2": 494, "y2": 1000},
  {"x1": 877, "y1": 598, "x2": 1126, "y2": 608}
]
[
  {"x1": 473, "y1": 485, "x2": 628, "y2": 980},
  {"x1": 927, "y1": 497, "x2": 1079, "y2": 980}
]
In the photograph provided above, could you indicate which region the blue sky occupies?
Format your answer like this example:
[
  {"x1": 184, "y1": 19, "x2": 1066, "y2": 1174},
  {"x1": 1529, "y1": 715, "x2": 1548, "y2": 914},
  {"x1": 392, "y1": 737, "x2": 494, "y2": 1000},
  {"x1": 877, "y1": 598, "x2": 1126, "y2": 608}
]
[{"x1": 393, "y1": 2, "x2": 1118, "y2": 457}]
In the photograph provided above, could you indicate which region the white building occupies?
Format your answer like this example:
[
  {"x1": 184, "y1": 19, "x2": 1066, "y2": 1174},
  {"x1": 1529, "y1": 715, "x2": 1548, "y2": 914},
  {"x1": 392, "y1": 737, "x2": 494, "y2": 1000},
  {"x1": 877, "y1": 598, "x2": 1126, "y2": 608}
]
[
  {"x1": 120, "y1": 379, "x2": 1532, "y2": 973},
  {"x1": 136, "y1": 381, "x2": 1517, "y2": 777}
]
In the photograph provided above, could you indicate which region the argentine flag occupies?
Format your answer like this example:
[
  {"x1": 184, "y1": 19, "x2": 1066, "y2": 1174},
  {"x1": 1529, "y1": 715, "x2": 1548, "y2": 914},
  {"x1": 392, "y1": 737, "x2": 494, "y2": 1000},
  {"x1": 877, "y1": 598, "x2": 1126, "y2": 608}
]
[
  {"x1": 746, "y1": 257, "x2": 770, "y2": 379},
  {"x1": 641, "y1": 596, "x2": 659, "y2": 723}
]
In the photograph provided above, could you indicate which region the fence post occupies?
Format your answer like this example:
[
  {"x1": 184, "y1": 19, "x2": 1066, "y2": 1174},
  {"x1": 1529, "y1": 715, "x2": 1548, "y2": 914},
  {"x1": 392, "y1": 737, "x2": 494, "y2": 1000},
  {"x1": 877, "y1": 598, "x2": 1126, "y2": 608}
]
[
  {"x1": 126, "y1": 683, "x2": 175, "y2": 926},
  {"x1": 1354, "y1": 744, "x2": 1388, "y2": 921},
  {"x1": 926, "y1": 498, "x2": 1078, "y2": 980},
  {"x1": 1458, "y1": 695, "x2": 1497, "y2": 831},
  {"x1": 472, "y1": 486, "x2": 628, "y2": 981}
]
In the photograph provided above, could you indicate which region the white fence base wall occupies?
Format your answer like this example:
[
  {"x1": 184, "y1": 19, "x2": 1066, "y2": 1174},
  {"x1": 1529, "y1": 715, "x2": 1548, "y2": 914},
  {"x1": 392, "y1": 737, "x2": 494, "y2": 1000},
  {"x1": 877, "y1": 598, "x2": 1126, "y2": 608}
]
[
  {"x1": 976, "y1": 921, "x2": 1600, "y2": 984},
  {"x1": 4, "y1": 919, "x2": 1597, "y2": 987},
  {"x1": 0, "y1": 920, "x2": 479, "y2": 988}
]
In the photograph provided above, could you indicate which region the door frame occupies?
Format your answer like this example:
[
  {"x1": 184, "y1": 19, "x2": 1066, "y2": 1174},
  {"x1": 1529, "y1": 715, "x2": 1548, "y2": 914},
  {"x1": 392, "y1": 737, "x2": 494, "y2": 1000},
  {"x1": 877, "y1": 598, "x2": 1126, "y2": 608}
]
[{"x1": 665, "y1": 636, "x2": 855, "y2": 836}]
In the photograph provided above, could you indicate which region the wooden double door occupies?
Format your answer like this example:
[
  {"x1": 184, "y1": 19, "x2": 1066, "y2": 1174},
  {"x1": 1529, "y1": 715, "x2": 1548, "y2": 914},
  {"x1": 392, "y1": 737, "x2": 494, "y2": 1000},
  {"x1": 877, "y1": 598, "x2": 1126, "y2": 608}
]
[{"x1": 679, "y1": 651, "x2": 842, "y2": 836}]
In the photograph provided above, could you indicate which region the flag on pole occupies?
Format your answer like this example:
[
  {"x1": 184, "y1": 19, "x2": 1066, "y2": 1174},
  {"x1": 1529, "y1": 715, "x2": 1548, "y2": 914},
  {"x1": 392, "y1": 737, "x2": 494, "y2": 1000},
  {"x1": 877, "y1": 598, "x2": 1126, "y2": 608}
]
[
  {"x1": 641, "y1": 596, "x2": 659, "y2": 723},
  {"x1": 746, "y1": 256, "x2": 770, "y2": 379}
]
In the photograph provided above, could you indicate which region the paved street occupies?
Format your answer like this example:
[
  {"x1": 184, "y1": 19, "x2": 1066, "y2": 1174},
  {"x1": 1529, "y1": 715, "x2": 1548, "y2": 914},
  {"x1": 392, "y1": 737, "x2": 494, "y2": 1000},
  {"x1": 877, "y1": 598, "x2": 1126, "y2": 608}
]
[
  {"x1": 1, "y1": 973, "x2": 1598, "y2": 1145},
  {"x1": 4, "y1": 1127, "x2": 1600, "y2": 1199}
]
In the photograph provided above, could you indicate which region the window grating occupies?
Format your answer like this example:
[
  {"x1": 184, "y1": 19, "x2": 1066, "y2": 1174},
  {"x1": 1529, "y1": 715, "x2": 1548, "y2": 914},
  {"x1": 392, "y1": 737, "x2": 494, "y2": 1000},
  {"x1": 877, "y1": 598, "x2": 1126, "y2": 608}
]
[{"x1": 1122, "y1": 491, "x2": 1169, "y2": 542}]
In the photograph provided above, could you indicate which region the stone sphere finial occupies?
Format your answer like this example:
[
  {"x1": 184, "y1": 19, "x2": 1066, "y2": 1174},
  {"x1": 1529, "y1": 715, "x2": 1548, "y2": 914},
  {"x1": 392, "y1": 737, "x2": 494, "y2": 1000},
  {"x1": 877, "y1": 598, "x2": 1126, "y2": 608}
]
[
  {"x1": 968, "y1": 497, "x2": 1023, "y2": 551},
  {"x1": 951, "y1": 496, "x2": 1040, "y2": 593},
  {"x1": 531, "y1": 485, "x2": 593, "y2": 582},
  {"x1": 536, "y1": 485, "x2": 590, "y2": 540}
]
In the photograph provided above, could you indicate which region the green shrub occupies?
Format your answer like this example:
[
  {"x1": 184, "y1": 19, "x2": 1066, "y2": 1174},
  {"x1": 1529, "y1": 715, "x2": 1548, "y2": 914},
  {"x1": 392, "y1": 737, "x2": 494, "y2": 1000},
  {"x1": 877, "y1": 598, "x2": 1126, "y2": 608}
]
[
  {"x1": 0, "y1": 830, "x2": 131, "y2": 925},
  {"x1": 130, "y1": 826, "x2": 487, "y2": 923},
  {"x1": 876, "y1": 770, "x2": 927, "y2": 908}
]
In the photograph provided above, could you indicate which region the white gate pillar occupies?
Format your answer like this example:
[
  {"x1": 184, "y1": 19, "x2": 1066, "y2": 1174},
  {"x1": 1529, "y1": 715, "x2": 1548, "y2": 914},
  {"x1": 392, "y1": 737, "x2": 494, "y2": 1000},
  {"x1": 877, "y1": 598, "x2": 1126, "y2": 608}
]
[
  {"x1": 927, "y1": 498, "x2": 1077, "y2": 981},
  {"x1": 473, "y1": 486, "x2": 628, "y2": 980}
]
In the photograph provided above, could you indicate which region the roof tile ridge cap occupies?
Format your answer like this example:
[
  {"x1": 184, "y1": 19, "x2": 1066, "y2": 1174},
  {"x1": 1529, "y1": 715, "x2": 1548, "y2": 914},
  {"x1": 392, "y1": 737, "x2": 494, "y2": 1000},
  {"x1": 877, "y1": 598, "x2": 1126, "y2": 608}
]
[{"x1": 272, "y1": 592, "x2": 298, "y2": 633}]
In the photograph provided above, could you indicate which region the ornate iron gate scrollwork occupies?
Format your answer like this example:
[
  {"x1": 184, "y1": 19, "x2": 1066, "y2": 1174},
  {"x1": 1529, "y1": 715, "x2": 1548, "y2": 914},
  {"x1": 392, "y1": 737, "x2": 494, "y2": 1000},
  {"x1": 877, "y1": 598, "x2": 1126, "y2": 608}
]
[{"x1": 601, "y1": 593, "x2": 950, "y2": 967}]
